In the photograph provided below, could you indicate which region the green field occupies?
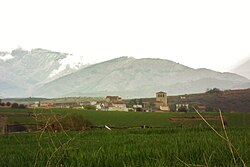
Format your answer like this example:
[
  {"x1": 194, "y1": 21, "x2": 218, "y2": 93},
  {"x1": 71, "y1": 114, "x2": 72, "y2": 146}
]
[
  {"x1": 2, "y1": 108, "x2": 250, "y2": 127},
  {"x1": 0, "y1": 108, "x2": 249, "y2": 166}
]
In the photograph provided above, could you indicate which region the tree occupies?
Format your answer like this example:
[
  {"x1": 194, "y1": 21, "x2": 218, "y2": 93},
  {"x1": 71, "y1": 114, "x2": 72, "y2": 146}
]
[
  {"x1": 51, "y1": 113, "x2": 93, "y2": 131},
  {"x1": 84, "y1": 105, "x2": 96, "y2": 110},
  {"x1": 178, "y1": 106, "x2": 188, "y2": 112},
  {"x1": 6, "y1": 102, "x2": 11, "y2": 106},
  {"x1": 19, "y1": 104, "x2": 26, "y2": 109},
  {"x1": 128, "y1": 99, "x2": 136, "y2": 107},
  {"x1": 0, "y1": 102, "x2": 5, "y2": 106},
  {"x1": 11, "y1": 103, "x2": 19, "y2": 108},
  {"x1": 206, "y1": 88, "x2": 221, "y2": 94}
]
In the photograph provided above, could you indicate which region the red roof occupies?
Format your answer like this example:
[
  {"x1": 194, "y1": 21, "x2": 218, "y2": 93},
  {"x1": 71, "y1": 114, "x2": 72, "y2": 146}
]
[
  {"x1": 105, "y1": 103, "x2": 113, "y2": 107},
  {"x1": 197, "y1": 105, "x2": 206, "y2": 109}
]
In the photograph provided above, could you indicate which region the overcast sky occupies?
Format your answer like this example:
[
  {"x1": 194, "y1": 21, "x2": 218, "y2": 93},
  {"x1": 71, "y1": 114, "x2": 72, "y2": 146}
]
[{"x1": 1, "y1": 0, "x2": 250, "y2": 72}]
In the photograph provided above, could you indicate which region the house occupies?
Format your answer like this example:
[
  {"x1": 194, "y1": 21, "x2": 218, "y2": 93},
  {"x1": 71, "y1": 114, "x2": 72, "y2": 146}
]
[
  {"x1": 131, "y1": 99, "x2": 143, "y2": 111},
  {"x1": 29, "y1": 101, "x2": 40, "y2": 108},
  {"x1": 95, "y1": 103, "x2": 105, "y2": 110},
  {"x1": 180, "y1": 96, "x2": 186, "y2": 100},
  {"x1": 154, "y1": 91, "x2": 170, "y2": 112},
  {"x1": 103, "y1": 103, "x2": 128, "y2": 112},
  {"x1": 90, "y1": 101, "x2": 97, "y2": 105},
  {"x1": 108, "y1": 103, "x2": 128, "y2": 112},
  {"x1": 106, "y1": 96, "x2": 122, "y2": 103},
  {"x1": 176, "y1": 103, "x2": 189, "y2": 112},
  {"x1": 133, "y1": 104, "x2": 143, "y2": 111},
  {"x1": 132, "y1": 99, "x2": 151, "y2": 112},
  {"x1": 102, "y1": 96, "x2": 128, "y2": 111},
  {"x1": 40, "y1": 101, "x2": 54, "y2": 108}
]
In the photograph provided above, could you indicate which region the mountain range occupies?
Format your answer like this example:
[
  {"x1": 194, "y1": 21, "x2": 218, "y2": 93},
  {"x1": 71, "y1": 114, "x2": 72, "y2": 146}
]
[
  {"x1": 0, "y1": 48, "x2": 250, "y2": 98},
  {"x1": 0, "y1": 48, "x2": 86, "y2": 97}
]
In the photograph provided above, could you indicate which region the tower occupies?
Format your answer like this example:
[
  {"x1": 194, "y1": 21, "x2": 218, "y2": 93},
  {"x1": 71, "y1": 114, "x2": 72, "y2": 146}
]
[
  {"x1": 156, "y1": 91, "x2": 168, "y2": 105},
  {"x1": 155, "y1": 91, "x2": 169, "y2": 111}
]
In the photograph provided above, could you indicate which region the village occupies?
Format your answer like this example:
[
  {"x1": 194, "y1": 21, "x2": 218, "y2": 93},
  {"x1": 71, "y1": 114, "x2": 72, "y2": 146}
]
[
  {"x1": 0, "y1": 91, "x2": 209, "y2": 112},
  {"x1": 3, "y1": 91, "x2": 206, "y2": 112}
]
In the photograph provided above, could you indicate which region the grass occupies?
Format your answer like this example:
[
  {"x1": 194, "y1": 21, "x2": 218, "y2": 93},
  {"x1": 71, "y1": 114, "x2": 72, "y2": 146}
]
[
  {"x1": 0, "y1": 128, "x2": 249, "y2": 166},
  {"x1": 1, "y1": 108, "x2": 250, "y2": 128},
  {"x1": 0, "y1": 108, "x2": 249, "y2": 166}
]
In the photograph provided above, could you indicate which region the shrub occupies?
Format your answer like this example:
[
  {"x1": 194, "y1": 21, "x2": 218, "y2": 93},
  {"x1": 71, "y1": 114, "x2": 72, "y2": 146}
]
[
  {"x1": 6, "y1": 102, "x2": 11, "y2": 106},
  {"x1": 206, "y1": 88, "x2": 222, "y2": 94},
  {"x1": 19, "y1": 104, "x2": 26, "y2": 109},
  {"x1": 178, "y1": 106, "x2": 188, "y2": 112},
  {"x1": 11, "y1": 103, "x2": 19, "y2": 108},
  {"x1": 51, "y1": 113, "x2": 93, "y2": 131},
  {"x1": 84, "y1": 105, "x2": 96, "y2": 110}
]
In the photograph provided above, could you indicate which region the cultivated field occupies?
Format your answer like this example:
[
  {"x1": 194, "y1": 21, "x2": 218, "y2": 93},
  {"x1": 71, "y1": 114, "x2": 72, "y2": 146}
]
[{"x1": 0, "y1": 108, "x2": 249, "y2": 166}]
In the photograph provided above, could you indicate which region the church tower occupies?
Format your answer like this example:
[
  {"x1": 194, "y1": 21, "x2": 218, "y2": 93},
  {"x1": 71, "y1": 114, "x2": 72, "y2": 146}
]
[{"x1": 155, "y1": 91, "x2": 169, "y2": 111}]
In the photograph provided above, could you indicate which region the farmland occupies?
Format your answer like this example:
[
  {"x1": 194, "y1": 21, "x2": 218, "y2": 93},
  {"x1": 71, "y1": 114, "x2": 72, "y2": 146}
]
[{"x1": 0, "y1": 108, "x2": 250, "y2": 166}]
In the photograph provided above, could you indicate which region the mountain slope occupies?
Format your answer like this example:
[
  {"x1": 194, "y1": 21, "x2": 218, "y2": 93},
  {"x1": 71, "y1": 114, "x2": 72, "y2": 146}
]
[
  {"x1": 33, "y1": 57, "x2": 249, "y2": 98},
  {"x1": 231, "y1": 58, "x2": 250, "y2": 79},
  {"x1": 168, "y1": 88, "x2": 250, "y2": 112},
  {"x1": 0, "y1": 48, "x2": 86, "y2": 97},
  {"x1": 0, "y1": 78, "x2": 27, "y2": 98}
]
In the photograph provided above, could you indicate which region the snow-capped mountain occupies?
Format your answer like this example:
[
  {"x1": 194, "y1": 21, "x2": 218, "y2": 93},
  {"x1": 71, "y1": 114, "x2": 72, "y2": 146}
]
[
  {"x1": 33, "y1": 56, "x2": 249, "y2": 98},
  {"x1": 0, "y1": 48, "x2": 87, "y2": 97},
  {"x1": 1, "y1": 48, "x2": 249, "y2": 98}
]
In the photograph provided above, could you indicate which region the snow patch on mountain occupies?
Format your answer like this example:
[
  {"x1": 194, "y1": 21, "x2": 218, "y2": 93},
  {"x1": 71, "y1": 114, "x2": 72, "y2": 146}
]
[
  {"x1": 49, "y1": 54, "x2": 85, "y2": 78},
  {"x1": 0, "y1": 54, "x2": 14, "y2": 61}
]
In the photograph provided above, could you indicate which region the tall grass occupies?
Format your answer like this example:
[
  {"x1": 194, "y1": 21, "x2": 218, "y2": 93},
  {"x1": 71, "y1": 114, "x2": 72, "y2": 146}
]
[
  {"x1": 0, "y1": 127, "x2": 249, "y2": 166},
  {"x1": 192, "y1": 108, "x2": 246, "y2": 167},
  {"x1": 0, "y1": 109, "x2": 249, "y2": 166}
]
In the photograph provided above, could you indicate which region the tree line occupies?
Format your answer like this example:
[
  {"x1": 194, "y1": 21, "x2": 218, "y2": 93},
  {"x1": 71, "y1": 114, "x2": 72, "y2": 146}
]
[{"x1": 0, "y1": 102, "x2": 27, "y2": 108}]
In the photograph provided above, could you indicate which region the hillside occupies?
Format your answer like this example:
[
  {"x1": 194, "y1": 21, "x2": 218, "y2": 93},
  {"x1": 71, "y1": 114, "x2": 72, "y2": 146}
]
[
  {"x1": 231, "y1": 57, "x2": 250, "y2": 79},
  {"x1": 139, "y1": 88, "x2": 250, "y2": 112},
  {"x1": 148, "y1": 89, "x2": 250, "y2": 112},
  {"x1": 0, "y1": 48, "x2": 86, "y2": 97},
  {"x1": 33, "y1": 56, "x2": 249, "y2": 98}
]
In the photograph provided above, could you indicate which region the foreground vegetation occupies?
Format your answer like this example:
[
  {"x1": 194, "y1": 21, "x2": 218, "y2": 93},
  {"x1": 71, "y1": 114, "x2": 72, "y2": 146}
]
[
  {"x1": 0, "y1": 128, "x2": 249, "y2": 166},
  {"x1": 0, "y1": 108, "x2": 249, "y2": 166}
]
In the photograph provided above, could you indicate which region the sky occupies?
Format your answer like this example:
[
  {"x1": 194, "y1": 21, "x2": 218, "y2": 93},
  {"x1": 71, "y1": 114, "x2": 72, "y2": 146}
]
[{"x1": 0, "y1": 0, "x2": 250, "y2": 72}]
